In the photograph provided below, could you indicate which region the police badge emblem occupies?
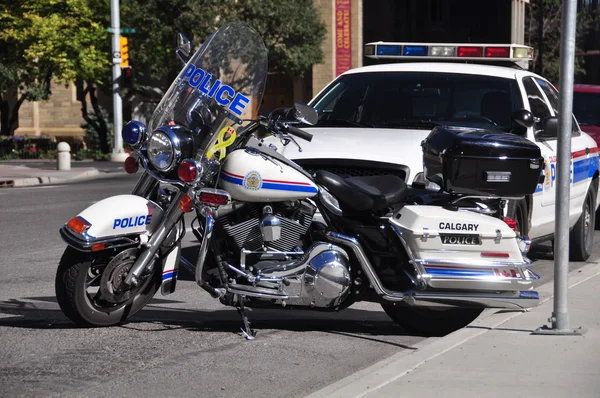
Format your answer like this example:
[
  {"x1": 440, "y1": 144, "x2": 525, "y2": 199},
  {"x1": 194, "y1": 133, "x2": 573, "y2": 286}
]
[{"x1": 243, "y1": 170, "x2": 262, "y2": 190}]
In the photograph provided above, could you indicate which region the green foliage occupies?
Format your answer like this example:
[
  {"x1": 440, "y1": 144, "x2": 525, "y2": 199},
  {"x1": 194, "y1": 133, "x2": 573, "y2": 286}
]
[
  {"x1": 0, "y1": 0, "x2": 110, "y2": 87},
  {"x1": 0, "y1": 0, "x2": 112, "y2": 137},
  {"x1": 122, "y1": 0, "x2": 326, "y2": 89},
  {"x1": 525, "y1": 0, "x2": 595, "y2": 83}
]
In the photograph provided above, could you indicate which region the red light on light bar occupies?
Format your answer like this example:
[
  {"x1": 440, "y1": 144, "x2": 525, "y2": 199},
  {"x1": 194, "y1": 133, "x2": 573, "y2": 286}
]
[
  {"x1": 199, "y1": 192, "x2": 229, "y2": 205},
  {"x1": 481, "y1": 252, "x2": 510, "y2": 258},
  {"x1": 485, "y1": 47, "x2": 510, "y2": 58},
  {"x1": 458, "y1": 46, "x2": 483, "y2": 57}
]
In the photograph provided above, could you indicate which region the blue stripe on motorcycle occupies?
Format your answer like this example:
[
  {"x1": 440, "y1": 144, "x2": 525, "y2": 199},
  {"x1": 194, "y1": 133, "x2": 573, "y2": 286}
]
[
  {"x1": 221, "y1": 172, "x2": 318, "y2": 193},
  {"x1": 424, "y1": 268, "x2": 493, "y2": 277},
  {"x1": 162, "y1": 270, "x2": 177, "y2": 281}
]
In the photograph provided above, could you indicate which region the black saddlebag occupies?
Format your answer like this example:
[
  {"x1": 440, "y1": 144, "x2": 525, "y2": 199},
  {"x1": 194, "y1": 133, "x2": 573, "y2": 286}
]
[{"x1": 421, "y1": 126, "x2": 544, "y2": 197}]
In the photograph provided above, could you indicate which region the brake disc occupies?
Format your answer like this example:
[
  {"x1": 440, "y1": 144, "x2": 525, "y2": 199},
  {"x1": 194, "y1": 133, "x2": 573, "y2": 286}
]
[{"x1": 99, "y1": 248, "x2": 140, "y2": 304}]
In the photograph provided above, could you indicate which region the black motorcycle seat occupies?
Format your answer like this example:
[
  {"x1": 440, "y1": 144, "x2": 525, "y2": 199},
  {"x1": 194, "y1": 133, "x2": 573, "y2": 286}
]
[{"x1": 314, "y1": 170, "x2": 407, "y2": 212}]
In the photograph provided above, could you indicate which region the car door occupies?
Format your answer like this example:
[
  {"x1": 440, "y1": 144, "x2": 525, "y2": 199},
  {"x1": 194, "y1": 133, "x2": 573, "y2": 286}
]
[
  {"x1": 534, "y1": 77, "x2": 590, "y2": 207},
  {"x1": 520, "y1": 75, "x2": 557, "y2": 238}
]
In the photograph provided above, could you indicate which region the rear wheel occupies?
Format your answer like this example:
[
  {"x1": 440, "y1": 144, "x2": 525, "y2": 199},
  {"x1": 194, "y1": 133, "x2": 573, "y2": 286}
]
[
  {"x1": 569, "y1": 186, "x2": 596, "y2": 261},
  {"x1": 55, "y1": 246, "x2": 162, "y2": 327},
  {"x1": 381, "y1": 304, "x2": 483, "y2": 336}
]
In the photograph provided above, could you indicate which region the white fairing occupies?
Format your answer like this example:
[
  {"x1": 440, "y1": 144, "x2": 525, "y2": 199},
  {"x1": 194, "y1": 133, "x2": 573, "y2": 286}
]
[
  {"x1": 77, "y1": 194, "x2": 164, "y2": 239},
  {"x1": 392, "y1": 205, "x2": 524, "y2": 263},
  {"x1": 219, "y1": 148, "x2": 318, "y2": 202}
]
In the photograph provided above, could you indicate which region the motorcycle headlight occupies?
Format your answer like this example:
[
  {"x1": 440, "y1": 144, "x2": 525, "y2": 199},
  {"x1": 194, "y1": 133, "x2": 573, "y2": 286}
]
[
  {"x1": 146, "y1": 125, "x2": 195, "y2": 173},
  {"x1": 147, "y1": 130, "x2": 175, "y2": 171}
]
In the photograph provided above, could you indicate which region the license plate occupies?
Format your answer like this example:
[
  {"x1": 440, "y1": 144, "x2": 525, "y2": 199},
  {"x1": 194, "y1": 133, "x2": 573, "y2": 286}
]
[{"x1": 440, "y1": 233, "x2": 481, "y2": 245}]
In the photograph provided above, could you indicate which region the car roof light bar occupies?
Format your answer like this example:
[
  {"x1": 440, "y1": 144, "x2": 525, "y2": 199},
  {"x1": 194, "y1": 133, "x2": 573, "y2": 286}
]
[{"x1": 364, "y1": 42, "x2": 535, "y2": 62}]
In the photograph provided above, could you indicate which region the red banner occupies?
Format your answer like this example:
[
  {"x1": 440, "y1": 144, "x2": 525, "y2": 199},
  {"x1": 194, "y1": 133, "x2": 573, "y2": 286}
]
[{"x1": 335, "y1": 0, "x2": 352, "y2": 76}]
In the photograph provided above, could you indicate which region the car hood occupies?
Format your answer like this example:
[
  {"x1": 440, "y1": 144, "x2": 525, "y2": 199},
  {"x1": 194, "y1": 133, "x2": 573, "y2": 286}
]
[{"x1": 262, "y1": 127, "x2": 432, "y2": 182}]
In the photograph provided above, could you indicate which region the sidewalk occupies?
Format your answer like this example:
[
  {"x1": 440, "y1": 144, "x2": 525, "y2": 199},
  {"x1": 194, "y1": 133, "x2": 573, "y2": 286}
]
[
  {"x1": 0, "y1": 163, "x2": 101, "y2": 188},
  {"x1": 307, "y1": 262, "x2": 600, "y2": 398}
]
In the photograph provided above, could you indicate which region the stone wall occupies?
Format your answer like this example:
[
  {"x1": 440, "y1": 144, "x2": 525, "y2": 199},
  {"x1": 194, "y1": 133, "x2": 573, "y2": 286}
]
[{"x1": 15, "y1": 80, "x2": 86, "y2": 139}]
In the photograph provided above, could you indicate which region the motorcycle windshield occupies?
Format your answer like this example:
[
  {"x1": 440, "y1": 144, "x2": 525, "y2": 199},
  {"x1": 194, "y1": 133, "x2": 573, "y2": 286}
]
[{"x1": 147, "y1": 21, "x2": 268, "y2": 162}]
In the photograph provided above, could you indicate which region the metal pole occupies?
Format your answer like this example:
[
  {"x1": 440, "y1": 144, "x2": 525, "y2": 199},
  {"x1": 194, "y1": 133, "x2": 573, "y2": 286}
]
[
  {"x1": 537, "y1": 0, "x2": 544, "y2": 75},
  {"x1": 109, "y1": 0, "x2": 127, "y2": 162},
  {"x1": 534, "y1": 0, "x2": 585, "y2": 336}
]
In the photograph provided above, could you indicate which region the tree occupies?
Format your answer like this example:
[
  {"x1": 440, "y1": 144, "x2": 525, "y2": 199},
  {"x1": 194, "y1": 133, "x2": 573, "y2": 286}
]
[
  {"x1": 123, "y1": 0, "x2": 326, "y2": 91},
  {"x1": 0, "y1": 0, "x2": 112, "y2": 152},
  {"x1": 525, "y1": 0, "x2": 594, "y2": 83}
]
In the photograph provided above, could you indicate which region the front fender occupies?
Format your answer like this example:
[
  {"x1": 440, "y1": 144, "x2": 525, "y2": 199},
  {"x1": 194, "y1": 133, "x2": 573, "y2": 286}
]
[{"x1": 60, "y1": 194, "x2": 164, "y2": 252}]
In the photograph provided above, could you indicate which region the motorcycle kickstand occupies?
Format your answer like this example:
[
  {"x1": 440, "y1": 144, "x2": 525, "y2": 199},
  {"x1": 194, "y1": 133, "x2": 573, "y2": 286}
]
[{"x1": 237, "y1": 300, "x2": 256, "y2": 340}]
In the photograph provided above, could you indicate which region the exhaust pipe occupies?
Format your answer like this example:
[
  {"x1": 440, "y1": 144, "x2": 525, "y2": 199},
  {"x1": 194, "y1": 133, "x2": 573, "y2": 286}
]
[{"x1": 326, "y1": 231, "x2": 539, "y2": 309}]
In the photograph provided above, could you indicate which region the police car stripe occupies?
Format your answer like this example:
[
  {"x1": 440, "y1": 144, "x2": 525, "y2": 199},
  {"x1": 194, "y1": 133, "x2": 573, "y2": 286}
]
[{"x1": 535, "y1": 152, "x2": 599, "y2": 193}]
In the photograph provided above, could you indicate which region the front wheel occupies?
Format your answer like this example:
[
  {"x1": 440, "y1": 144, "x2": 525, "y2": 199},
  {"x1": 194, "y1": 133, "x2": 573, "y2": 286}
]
[
  {"x1": 55, "y1": 246, "x2": 162, "y2": 327},
  {"x1": 381, "y1": 303, "x2": 483, "y2": 336}
]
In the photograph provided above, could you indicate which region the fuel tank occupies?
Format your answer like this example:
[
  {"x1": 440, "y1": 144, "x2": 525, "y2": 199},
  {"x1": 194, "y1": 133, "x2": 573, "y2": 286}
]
[{"x1": 219, "y1": 147, "x2": 318, "y2": 202}]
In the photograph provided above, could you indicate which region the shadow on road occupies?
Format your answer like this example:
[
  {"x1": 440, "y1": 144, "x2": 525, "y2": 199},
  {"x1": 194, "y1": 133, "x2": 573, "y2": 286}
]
[{"x1": 0, "y1": 296, "x2": 421, "y2": 349}]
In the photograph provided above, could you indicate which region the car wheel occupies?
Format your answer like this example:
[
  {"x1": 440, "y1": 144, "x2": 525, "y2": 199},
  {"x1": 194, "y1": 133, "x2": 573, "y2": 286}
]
[{"x1": 569, "y1": 187, "x2": 596, "y2": 261}]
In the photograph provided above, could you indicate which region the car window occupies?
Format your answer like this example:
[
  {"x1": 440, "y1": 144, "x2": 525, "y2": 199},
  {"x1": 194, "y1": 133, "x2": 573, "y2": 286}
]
[
  {"x1": 522, "y1": 77, "x2": 552, "y2": 132},
  {"x1": 573, "y1": 91, "x2": 600, "y2": 127},
  {"x1": 535, "y1": 78, "x2": 579, "y2": 134},
  {"x1": 309, "y1": 71, "x2": 524, "y2": 131}
]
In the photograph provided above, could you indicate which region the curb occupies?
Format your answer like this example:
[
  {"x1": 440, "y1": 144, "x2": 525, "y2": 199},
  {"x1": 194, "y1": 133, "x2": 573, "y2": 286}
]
[
  {"x1": 0, "y1": 169, "x2": 101, "y2": 188},
  {"x1": 305, "y1": 260, "x2": 600, "y2": 398}
]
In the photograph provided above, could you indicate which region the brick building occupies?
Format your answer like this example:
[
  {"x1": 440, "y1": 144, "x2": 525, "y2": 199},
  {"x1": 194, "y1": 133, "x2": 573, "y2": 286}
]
[{"x1": 15, "y1": 0, "x2": 531, "y2": 140}]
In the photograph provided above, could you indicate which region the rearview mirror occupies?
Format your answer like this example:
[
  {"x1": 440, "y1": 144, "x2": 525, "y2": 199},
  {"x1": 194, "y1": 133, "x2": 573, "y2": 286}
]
[
  {"x1": 536, "y1": 116, "x2": 559, "y2": 139},
  {"x1": 176, "y1": 33, "x2": 192, "y2": 64},
  {"x1": 293, "y1": 103, "x2": 318, "y2": 126}
]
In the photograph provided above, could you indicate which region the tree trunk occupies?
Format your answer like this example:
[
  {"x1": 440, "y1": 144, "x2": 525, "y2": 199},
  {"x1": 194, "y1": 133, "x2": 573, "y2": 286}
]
[{"x1": 79, "y1": 81, "x2": 111, "y2": 154}]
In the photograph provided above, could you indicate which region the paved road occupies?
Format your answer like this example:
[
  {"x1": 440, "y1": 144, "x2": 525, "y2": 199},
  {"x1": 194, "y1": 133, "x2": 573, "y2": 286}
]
[{"x1": 0, "y1": 175, "x2": 595, "y2": 397}]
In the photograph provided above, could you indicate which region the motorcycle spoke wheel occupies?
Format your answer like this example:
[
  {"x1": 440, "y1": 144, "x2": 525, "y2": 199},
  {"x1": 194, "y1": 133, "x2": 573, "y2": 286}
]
[{"x1": 55, "y1": 246, "x2": 162, "y2": 327}]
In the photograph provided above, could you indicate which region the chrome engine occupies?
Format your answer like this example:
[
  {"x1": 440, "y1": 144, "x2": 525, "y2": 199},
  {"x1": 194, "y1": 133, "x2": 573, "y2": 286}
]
[
  {"x1": 215, "y1": 200, "x2": 352, "y2": 309},
  {"x1": 217, "y1": 201, "x2": 315, "y2": 252}
]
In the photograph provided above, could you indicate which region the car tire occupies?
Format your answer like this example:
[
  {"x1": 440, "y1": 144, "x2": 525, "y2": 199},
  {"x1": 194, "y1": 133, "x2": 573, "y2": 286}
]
[
  {"x1": 507, "y1": 199, "x2": 529, "y2": 237},
  {"x1": 569, "y1": 186, "x2": 596, "y2": 262}
]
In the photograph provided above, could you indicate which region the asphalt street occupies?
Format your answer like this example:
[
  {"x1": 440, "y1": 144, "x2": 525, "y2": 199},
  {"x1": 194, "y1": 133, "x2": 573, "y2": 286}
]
[{"x1": 0, "y1": 173, "x2": 596, "y2": 397}]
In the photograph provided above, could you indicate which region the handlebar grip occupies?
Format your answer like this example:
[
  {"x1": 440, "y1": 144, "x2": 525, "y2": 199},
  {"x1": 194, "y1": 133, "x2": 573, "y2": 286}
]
[{"x1": 286, "y1": 125, "x2": 313, "y2": 142}]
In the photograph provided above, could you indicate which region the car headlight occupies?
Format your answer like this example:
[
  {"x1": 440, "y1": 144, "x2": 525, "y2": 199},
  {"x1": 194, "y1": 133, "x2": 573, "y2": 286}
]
[
  {"x1": 412, "y1": 172, "x2": 441, "y2": 191},
  {"x1": 147, "y1": 129, "x2": 176, "y2": 171}
]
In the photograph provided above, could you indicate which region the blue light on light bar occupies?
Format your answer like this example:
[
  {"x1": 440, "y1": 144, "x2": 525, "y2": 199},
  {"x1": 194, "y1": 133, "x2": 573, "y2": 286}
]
[
  {"x1": 377, "y1": 44, "x2": 402, "y2": 56},
  {"x1": 403, "y1": 46, "x2": 428, "y2": 56}
]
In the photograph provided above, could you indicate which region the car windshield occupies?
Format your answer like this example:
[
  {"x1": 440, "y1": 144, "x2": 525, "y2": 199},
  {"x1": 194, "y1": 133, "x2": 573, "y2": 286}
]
[
  {"x1": 309, "y1": 71, "x2": 524, "y2": 131},
  {"x1": 573, "y1": 91, "x2": 600, "y2": 126}
]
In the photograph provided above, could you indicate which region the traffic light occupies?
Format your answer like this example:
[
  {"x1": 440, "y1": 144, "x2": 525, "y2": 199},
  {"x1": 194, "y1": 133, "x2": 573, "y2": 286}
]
[
  {"x1": 120, "y1": 37, "x2": 129, "y2": 67},
  {"x1": 121, "y1": 66, "x2": 134, "y2": 89}
]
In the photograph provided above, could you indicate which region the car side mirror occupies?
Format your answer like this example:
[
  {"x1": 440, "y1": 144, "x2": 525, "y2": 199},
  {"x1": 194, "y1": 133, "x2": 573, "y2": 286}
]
[
  {"x1": 536, "y1": 116, "x2": 559, "y2": 139},
  {"x1": 511, "y1": 109, "x2": 535, "y2": 129}
]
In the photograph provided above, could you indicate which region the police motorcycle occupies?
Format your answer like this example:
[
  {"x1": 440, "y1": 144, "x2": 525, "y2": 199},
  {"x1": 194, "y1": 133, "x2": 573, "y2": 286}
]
[{"x1": 55, "y1": 21, "x2": 543, "y2": 338}]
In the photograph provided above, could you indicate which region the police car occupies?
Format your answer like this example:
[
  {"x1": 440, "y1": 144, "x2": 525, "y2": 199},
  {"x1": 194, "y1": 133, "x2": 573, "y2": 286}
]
[{"x1": 268, "y1": 41, "x2": 600, "y2": 261}]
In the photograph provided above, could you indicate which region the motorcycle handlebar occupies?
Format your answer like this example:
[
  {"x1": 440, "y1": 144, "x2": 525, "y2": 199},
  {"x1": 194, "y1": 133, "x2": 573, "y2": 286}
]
[{"x1": 286, "y1": 125, "x2": 313, "y2": 142}]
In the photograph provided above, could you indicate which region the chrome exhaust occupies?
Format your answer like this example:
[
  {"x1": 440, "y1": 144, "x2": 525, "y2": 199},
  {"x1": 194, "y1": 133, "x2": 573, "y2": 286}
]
[{"x1": 325, "y1": 231, "x2": 540, "y2": 309}]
